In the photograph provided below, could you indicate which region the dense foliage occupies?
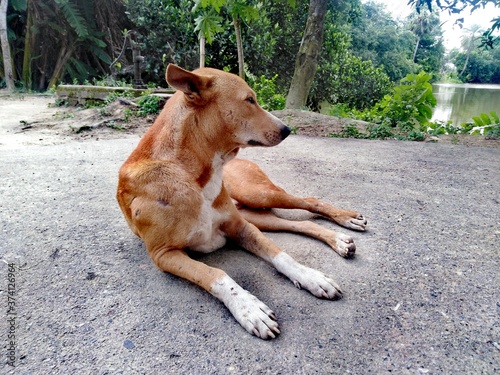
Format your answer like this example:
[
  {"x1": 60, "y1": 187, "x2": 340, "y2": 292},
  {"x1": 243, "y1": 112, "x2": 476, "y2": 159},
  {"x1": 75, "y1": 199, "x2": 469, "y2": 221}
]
[
  {"x1": 329, "y1": 71, "x2": 437, "y2": 140},
  {"x1": 310, "y1": 21, "x2": 393, "y2": 111},
  {"x1": 1, "y1": 0, "x2": 498, "y2": 127},
  {"x1": 124, "y1": 0, "x2": 198, "y2": 83},
  {"x1": 349, "y1": 1, "x2": 419, "y2": 82},
  {"x1": 3, "y1": 0, "x2": 130, "y2": 90},
  {"x1": 450, "y1": 46, "x2": 500, "y2": 83}
]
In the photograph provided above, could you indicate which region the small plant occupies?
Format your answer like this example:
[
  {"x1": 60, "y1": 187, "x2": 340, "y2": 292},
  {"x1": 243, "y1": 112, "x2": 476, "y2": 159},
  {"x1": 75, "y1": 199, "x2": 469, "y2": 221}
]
[
  {"x1": 137, "y1": 95, "x2": 161, "y2": 116},
  {"x1": 123, "y1": 108, "x2": 133, "y2": 122},
  {"x1": 52, "y1": 98, "x2": 69, "y2": 107},
  {"x1": 465, "y1": 111, "x2": 500, "y2": 138},
  {"x1": 366, "y1": 124, "x2": 394, "y2": 140},
  {"x1": 99, "y1": 107, "x2": 112, "y2": 116},
  {"x1": 426, "y1": 120, "x2": 461, "y2": 135},
  {"x1": 402, "y1": 130, "x2": 426, "y2": 141},
  {"x1": 329, "y1": 124, "x2": 367, "y2": 139},
  {"x1": 103, "y1": 90, "x2": 137, "y2": 105}
]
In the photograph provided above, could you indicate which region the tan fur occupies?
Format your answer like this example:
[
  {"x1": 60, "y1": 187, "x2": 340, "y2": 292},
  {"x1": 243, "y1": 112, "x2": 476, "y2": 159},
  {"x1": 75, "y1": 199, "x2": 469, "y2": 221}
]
[{"x1": 117, "y1": 65, "x2": 366, "y2": 339}]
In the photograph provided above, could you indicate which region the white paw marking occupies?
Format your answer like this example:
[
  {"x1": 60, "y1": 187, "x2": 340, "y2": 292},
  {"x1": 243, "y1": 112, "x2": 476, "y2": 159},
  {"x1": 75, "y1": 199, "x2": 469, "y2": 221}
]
[
  {"x1": 345, "y1": 215, "x2": 367, "y2": 231},
  {"x1": 272, "y1": 252, "x2": 343, "y2": 299},
  {"x1": 336, "y1": 233, "x2": 356, "y2": 258},
  {"x1": 211, "y1": 275, "x2": 280, "y2": 339}
]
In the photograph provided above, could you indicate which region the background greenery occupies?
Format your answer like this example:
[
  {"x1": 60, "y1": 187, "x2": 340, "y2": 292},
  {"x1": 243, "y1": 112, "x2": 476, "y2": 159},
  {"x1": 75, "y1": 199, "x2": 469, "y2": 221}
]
[{"x1": 1, "y1": 0, "x2": 498, "y2": 138}]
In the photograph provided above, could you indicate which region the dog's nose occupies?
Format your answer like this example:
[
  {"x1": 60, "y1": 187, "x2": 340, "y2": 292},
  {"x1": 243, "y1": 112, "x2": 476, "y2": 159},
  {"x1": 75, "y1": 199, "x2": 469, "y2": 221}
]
[{"x1": 280, "y1": 126, "x2": 291, "y2": 140}]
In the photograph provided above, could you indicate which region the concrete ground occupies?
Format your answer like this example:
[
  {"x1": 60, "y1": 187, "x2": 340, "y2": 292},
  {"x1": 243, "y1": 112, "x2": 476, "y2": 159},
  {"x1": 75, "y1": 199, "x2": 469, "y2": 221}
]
[{"x1": 1, "y1": 133, "x2": 499, "y2": 374}]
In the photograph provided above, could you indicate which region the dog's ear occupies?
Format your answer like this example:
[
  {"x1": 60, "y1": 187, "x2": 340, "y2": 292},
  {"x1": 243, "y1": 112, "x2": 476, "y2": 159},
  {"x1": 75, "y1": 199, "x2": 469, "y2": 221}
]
[{"x1": 166, "y1": 64, "x2": 213, "y2": 103}]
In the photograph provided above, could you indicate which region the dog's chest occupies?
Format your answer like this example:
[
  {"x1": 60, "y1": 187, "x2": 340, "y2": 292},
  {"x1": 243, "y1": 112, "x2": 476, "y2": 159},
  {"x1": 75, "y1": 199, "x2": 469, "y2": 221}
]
[{"x1": 187, "y1": 155, "x2": 229, "y2": 252}]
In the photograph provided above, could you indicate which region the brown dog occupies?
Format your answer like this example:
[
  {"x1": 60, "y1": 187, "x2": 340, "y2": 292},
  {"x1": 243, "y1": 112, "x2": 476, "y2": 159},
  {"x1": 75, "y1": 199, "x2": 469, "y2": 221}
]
[{"x1": 117, "y1": 65, "x2": 366, "y2": 339}]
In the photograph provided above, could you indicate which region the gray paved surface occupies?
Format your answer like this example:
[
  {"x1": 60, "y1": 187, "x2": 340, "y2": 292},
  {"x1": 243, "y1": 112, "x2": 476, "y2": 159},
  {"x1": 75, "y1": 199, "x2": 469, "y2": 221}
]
[{"x1": 1, "y1": 135, "x2": 499, "y2": 374}]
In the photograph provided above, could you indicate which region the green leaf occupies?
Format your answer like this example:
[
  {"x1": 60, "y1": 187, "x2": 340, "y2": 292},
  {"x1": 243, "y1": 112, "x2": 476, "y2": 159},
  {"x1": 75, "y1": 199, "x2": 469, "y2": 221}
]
[
  {"x1": 480, "y1": 113, "x2": 492, "y2": 125},
  {"x1": 54, "y1": 0, "x2": 88, "y2": 38},
  {"x1": 489, "y1": 111, "x2": 499, "y2": 123},
  {"x1": 10, "y1": 0, "x2": 27, "y2": 11},
  {"x1": 194, "y1": 11, "x2": 224, "y2": 44},
  {"x1": 198, "y1": 0, "x2": 226, "y2": 12},
  {"x1": 472, "y1": 116, "x2": 484, "y2": 127},
  {"x1": 88, "y1": 45, "x2": 111, "y2": 64},
  {"x1": 417, "y1": 103, "x2": 433, "y2": 120}
]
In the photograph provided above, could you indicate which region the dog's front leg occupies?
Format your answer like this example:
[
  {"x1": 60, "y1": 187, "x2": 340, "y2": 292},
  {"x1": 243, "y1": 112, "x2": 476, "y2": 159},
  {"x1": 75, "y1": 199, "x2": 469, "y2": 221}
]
[
  {"x1": 226, "y1": 219, "x2": 343, "y2": 300},
  {"x1": 150, "y1": 247, "x2": 280, "y2": 339}
]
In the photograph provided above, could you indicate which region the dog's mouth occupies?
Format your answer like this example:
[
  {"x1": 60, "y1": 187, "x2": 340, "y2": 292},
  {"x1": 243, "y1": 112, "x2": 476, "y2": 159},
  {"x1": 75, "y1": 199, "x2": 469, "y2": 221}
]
[
  {"x1": 247, "y1": 140, "x2": 264, "y2": 146},
  {"x1": 247, "y1": 126, "x2": 291, "y2": 147}
]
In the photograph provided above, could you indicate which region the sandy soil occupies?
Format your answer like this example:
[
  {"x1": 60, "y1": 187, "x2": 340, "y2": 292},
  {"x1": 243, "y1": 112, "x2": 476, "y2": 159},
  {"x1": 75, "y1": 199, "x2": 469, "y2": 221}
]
[{"x1": 1, "y1": 93, "x2": 499, "y2": 149}]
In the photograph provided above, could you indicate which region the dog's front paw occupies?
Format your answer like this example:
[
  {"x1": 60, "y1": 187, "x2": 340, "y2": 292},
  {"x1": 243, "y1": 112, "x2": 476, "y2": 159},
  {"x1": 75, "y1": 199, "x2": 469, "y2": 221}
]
[
  {"x1": 273, "y1": 252, "x2": 343, "y2": 300},
  {"x1": 292, "y1": 268, "x2": 343, "y2": 300},
  {"x1": 228, "y1": 291, "x2": 280, "y2": 339},
  {"x1": 211, "y1": 275, "x2": 280, "y2": 339}
]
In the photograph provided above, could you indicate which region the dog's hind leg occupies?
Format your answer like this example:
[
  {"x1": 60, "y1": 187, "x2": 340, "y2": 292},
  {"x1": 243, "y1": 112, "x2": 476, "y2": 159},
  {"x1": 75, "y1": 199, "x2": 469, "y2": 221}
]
[
  {"x1": 238, "y1": 208, "x2": 356, "y2": 258},
  {"x1": 223, "y1": 158, "x2": 367, "y2": 231},
  {"x1": 223, "y1": 217, "x2": 344, "y2": 300}
]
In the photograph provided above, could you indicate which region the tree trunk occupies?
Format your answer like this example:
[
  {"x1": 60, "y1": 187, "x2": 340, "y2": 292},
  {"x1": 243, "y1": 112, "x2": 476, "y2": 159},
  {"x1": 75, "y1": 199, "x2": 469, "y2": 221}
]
[
  {"x1": 458, "y1": 38, "x2": 474, "y2": 78},
  {"x1": 285, "y1": 0, "x2": 327, "y2": 109},
  {"x1": 22, "y1": 1, "x2": 33, "y2": 90},
  {"x1": 412, "y1": 16, "x2": 424, "y2": 62},
  {"x1": 412, "y1": 37, "x2": 420, "y2": 62},
  {"x1": 47, "y1": 42, "x2": 75, "y2": 88},
  {"x1": 233, "y1": 18, "x2": 244, "y2": 79},
  {"x1": 199, "y1": 35, "x2": 205, "y2": 68},
  {"x1": 0, "y1": 0, "x2": 15, "y2": 91}
]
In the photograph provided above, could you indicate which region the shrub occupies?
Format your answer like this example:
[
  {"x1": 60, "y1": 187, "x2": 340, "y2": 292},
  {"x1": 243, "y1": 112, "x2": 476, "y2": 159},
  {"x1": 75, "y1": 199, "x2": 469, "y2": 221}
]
[
  {"x1": 359, "y1": 71, "x2": 436, "y2": 134},
  {"x1": 247, "y1": 73, "x2": 286, "y2": 111},
  {"x1": 137, "y1": 94, "x2": 161, "y2": 116}
]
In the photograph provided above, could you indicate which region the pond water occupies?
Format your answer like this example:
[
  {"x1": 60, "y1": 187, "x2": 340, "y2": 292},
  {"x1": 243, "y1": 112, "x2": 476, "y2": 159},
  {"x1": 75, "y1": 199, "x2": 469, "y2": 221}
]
[{"x1": 431, "y1": 83, "x2": 500, "y2": 125}]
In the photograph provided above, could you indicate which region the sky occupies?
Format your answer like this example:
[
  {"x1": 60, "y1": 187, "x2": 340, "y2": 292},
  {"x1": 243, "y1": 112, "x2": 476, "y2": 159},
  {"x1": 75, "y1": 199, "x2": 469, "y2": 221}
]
[{"x1": 371, "y1": 0, "x2": 500, "y2": 50}]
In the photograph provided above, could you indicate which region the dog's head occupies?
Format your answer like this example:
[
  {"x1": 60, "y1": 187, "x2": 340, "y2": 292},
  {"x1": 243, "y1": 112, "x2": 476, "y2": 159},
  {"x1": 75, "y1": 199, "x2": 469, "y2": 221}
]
[{"x1": 166, "y1": 64, "x2": 290, "y2": 149}]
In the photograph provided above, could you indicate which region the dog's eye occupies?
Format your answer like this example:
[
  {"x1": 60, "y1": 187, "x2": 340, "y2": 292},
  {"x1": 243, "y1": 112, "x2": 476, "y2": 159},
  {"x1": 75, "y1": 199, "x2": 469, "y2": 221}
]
[{"x1": 246, "y1": 97, "x2": 256, "y2": 104}]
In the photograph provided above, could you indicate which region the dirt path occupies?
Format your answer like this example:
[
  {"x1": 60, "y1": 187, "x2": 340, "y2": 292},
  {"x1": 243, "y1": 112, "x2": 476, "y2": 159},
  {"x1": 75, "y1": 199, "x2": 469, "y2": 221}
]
[{"x1": 0, "y1": 95, "x2": 62, "y2": 148}]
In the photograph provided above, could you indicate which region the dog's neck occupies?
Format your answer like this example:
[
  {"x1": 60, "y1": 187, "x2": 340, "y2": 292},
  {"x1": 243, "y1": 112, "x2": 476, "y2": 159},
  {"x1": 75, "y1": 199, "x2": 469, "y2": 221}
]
[{"x1": 146, "y1": 104, "x2": 240, "y2": 189}]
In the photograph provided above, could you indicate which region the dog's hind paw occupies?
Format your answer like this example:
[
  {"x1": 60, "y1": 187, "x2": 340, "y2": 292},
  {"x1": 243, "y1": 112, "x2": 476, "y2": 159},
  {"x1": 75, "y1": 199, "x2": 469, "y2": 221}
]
[
  {"x1": 339, "y1": 214, "x2": 367, "y2": 231},
  {"x1": 211, "y1": 275, "x2": 280, "y2": 339},
  {"x1": 335, "y1": 233, "x2": 356, "y2": 258}
]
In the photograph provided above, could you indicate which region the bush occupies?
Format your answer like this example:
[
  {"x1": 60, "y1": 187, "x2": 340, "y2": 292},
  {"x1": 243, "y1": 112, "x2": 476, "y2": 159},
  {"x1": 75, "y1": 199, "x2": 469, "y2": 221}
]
[
  {"x1": 137, "y1": 94, "x2": 161, "y2": 115},
  {"x1": 361, "y1": 71, "x2": 436, "y2": 133},
  {"x1": 309, "y1": 24, "x2": 392, "y2": 111},
  {"x1": 247, "y1": 73, "x2": 286, "y2": 111}
]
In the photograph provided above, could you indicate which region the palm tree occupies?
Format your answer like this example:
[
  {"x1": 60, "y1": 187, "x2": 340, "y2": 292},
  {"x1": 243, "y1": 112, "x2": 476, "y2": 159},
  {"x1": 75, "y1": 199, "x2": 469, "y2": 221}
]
[{"x1": 458, "y1": 24, "x2": 483, "y2": 78}]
